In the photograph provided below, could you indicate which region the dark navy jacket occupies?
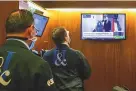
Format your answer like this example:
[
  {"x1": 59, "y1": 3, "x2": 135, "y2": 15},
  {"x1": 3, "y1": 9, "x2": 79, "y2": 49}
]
[
  {"x1": 43, "y1": 44, "x2": 91, "y2": 91},
  {"x1": 0, "y1": 39, "x2": 58, "y2": 91},
  {"x1": 104, "y1": 20, "x2": 111, "y2": 32}
]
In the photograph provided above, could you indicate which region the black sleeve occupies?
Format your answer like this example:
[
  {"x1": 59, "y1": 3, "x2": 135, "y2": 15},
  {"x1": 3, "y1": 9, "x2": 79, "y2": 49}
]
[
  {"x1": 35, "y1": 61, "x2": 58, "y2": 91},
  {"x1": 76, "y1": 51, "x2": 91, "y2": 80}
]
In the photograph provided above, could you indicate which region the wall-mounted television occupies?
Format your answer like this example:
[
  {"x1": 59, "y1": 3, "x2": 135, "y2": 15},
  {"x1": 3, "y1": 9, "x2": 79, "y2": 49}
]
[
  {"x1": 81, "y1": 13, "x2": 126, "y2": 40},
  {"x1": 33, "y1": 13, "x2": 49, "y2": 37}
]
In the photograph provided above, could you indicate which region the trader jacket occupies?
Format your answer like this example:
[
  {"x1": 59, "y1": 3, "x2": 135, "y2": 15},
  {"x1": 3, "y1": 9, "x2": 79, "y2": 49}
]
[
  {"x1": 43, "y1": 44, "x2": 91, "y2": 91},
  {"x1": 0, "y1": 39, "x2": 58, "y2": 91}
]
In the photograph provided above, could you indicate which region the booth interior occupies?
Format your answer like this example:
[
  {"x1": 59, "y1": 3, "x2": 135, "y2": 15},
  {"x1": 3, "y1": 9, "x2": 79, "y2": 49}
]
[{"x1": 1, "y1": 1, "x2": 136, "y2": 91}]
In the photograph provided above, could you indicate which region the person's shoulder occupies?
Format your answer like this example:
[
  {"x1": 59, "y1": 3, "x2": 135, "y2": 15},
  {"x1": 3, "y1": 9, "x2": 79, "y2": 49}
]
[
  {"x1": 69, "y1": 48, "x2": 82, "y2": 54},
  {"x1": 25, "y1": 52, "x2": 50, "y2": 72},
  {"x1": 68, "y1": 48, "x2": 86, "y2": 60},
  {"x1": 69, "y1": 48, "x2": 76, "y2": 52},
  {"x1": 26, "y1": 51, "x2": 50, "y2": 68},
  {"x1": 14, "y1": 48, "x2": 45, "y2": 64},
  {"x1": 22, "y1": 49, "x2": 43, "y2": 61},
  {"x1": 0, "y1": 46, "x2": 46, "y2": 67},
  {"x1": 43, "y1": 48, "x2": 55, "y2": 57}
]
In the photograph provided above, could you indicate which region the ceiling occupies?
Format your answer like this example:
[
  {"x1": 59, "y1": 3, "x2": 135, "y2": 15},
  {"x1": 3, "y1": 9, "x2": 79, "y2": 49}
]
[{"x1": 34, "y1": 1, "x2": 136, "y2": 9}]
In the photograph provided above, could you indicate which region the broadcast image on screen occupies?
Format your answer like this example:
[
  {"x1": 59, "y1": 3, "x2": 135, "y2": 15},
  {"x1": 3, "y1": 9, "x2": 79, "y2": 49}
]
[
  {"x1": 81, "y1": 13, "x2": 126, "y2": 40},
  {"x1": 33, "y1": 13, "x2": 49, "y2": 37}
]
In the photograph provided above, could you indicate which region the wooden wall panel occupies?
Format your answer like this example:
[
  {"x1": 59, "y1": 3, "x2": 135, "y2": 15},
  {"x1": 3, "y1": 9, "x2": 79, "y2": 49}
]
[
  {"x1": 35, "y1": 10, "x2": 136, "y2": 91},
  {"x1": 1, "y1": 1, "x2": 136, "y2": 91},
  {"x1": 0, "y1": 1, "x2": 19, "y2": 46},
  {"x1": 34, "y1": 1, "x2": 136, "y2": 8}
]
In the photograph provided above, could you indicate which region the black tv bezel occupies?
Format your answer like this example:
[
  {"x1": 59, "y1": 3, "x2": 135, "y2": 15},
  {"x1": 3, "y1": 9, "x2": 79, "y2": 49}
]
[
  {"x1": 80, "y1": 13, "x2": 126, "y2": 40},
  {"x1": 33, "y1": 13, "x2": 49, "y2": 37}
]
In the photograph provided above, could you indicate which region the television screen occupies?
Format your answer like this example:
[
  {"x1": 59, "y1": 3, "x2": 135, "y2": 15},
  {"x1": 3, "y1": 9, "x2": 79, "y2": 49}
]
[
  {"x1": 33, "y1": 13, "x2": 49, "y2": 37},
  {"x1": 81, "y1": 13, "x2": 126, "y2": 40}
]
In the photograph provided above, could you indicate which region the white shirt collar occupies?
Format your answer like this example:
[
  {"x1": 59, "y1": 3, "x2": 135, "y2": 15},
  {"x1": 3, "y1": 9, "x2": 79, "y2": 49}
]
[{"x1": 7, "y1": 38, "x2": 30, "y2": 50}]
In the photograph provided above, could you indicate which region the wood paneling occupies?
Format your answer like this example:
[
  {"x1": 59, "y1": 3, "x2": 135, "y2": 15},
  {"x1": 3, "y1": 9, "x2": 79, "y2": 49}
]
[
  {"x1": 1, "y1": 1, "x2": 136, "y2": 91},
  {"x1": 34, "y1": 1, "x2": 136, "y2": 8},
  {"x1": 35, "y1": 10, "x2": 136, "y2": 91},
  {"x1": 0, "y1": 1, "x2": 19, "y2": 46}
]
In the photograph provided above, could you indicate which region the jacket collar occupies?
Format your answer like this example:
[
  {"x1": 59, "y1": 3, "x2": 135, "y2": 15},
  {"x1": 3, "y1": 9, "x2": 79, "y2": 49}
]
[
  {"x1": 56, "y1": 43, "x2": 69, "y2": 50},
  {"x1": 5, "y1": 38, "x2": 30, "y2": 50}
]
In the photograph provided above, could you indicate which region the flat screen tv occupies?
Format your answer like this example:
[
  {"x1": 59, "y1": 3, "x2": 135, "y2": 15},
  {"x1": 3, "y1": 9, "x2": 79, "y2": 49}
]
[
  {"x1": 33, "y1": 13, "x2": 49, "y2": 37},
  {"x1": 81, "y1": 13, "x2": 126, "y2": 40}
]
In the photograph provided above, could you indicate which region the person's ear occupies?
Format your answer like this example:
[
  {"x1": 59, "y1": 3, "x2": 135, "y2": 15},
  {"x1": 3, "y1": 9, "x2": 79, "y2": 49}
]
[
  {"x1": 65, "y1": 36, "x2": 68, "y2": 42},
  {"x1": 65, "y1": 31, "x2": 71, "y2": 44},
  {"x1": 27, "y1": 25, "x2": 36, "y2": 40}
]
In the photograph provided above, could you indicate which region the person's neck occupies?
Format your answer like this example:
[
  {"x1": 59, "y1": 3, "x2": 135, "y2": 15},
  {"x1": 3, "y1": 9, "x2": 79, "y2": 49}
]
[
  {"x1": 62, "y1": 42, "x2": 69, "y2": 47},
  {"x1": 7, "y1": 33, "x2": 31, "y2": 46}
]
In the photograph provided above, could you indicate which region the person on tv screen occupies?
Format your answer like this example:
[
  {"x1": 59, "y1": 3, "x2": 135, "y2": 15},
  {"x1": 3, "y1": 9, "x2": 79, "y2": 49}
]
[
  {"x1": 95, "y1": 21, "x2": 103, "y2": 32},
  {"x1": 43, "y1": 27, "x2": 91, "y2": 91},
  {"x1": 113, "y1": 14, "x2": 122, "y2": 32},
  {"x1": 103, "y1": 15, "x2": 111, "y2": 32},
  {"x1": 0, "y1": 9, "x2": 58, "y2": 91}
]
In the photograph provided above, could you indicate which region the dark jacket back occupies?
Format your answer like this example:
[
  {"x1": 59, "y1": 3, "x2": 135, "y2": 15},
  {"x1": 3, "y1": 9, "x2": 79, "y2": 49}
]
[
  {"x1": 104, "y1": 20, "x2": 111, "y2": 32},
  {"x1": 43, "y1": 44, "x2": 91, "y2": 91},
  {"x1": 0, "y1": 39, "x2": 57, "y2": 91}
]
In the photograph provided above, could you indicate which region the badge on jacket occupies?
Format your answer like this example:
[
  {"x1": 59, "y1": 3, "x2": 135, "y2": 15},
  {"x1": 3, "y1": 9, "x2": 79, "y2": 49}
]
[{"x1": 47, "y1": 78, "x2": 54, "y2": 86}]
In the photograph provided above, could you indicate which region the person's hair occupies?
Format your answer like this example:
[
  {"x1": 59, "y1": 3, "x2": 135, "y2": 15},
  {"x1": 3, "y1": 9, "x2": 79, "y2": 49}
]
[
  {"x1": 52, "y1": 27, "x2": 67, "y2": 45},
  {"x1": 5, "y1": 9, "x2": 34, "y2": 34}
]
